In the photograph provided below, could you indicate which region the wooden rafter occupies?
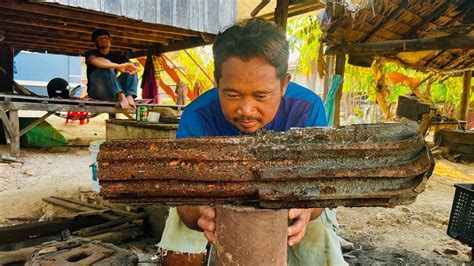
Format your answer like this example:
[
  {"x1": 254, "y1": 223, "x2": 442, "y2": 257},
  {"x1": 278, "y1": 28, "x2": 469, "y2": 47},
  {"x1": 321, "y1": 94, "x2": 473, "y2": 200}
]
[
  {"x1": 326, "y1": 34, "x2": 474, "y2": 55},
  {"x1": 0, "y1": 16, "x2": 170, "y2": 45},
  {"x1": 3, "y1": 31, "x2": 139, "y2": 51},
  {"x1": 0, "y1": 1, "x2": 199, "y2": 37},
  {"x1": 260, "y1": 1, "x2": 323, "y2": 21},
  {"x1": 402, "y1": 1, "x2": 454, "y2": 39},
  {"x1": 130, "y1": 37, "x2": 212, "y2": 58},
  {"x1": 321, "y1": 0, "x2": 473, "y2": 72},
  {"x1": 0, "y1": 0, "x2": 215, "y2": 57},
  {"x1": 0, "y1": 9, "x2": 185, "y2": 41},
  {"x1": 5, "y1": 43, "x2": 84, "y2": 56},
  {"x1": 0, "y1": 20, "x2": 168, "y2": 46},
  {"x1": 360, "y1": 1, "x2": 409, "y2": 43}
]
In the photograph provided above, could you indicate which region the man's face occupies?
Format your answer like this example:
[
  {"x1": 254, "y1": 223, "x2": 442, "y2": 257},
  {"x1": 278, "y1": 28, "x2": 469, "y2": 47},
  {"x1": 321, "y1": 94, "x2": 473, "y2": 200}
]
[
  {"x1": 94, "y1": 35, "x2": 111, "y2": 49},
  {"x1": 218, "y1": 56, "x2": 290, "y2": 134}
]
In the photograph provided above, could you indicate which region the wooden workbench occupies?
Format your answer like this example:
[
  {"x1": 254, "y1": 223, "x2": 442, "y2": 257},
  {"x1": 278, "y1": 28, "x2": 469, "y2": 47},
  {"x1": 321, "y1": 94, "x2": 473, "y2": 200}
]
[
  {"x1": 106, "y1": 119, "x2": 178, "y2": 140},
  {"x1": 0, "y1": 94, "x2": 183, "y2": 158}
]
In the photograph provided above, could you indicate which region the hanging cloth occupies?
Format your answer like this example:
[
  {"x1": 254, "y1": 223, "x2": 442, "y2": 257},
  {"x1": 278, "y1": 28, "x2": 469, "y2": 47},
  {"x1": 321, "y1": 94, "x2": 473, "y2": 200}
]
[
  {"x1": 141, "y1": 54, "x2": 159, "y2": 103},
  {"x1": 324, "y1": 74, "x2": 342, "y2": 126}
]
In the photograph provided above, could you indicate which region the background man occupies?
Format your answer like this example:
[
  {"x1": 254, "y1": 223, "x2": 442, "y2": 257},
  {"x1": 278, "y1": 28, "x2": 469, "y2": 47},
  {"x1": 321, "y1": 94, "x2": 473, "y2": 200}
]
[
  {"x1": 85, "y1": 29, "x2": 140, "y2": 109},
  {"x1": 158, "y1": 19, "x2": 346, "y2": 265}
]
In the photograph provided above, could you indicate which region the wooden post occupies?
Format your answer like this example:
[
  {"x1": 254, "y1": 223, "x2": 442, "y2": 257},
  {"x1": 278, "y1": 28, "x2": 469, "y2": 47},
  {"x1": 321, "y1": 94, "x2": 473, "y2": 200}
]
[
  {"x1": 458, "y1": 70, "x2": 472, "y2": 121},
  {"x1": 323, "y1": 55, "x2": 334, "y2": 102},
  {"x1": 274, "y1": 0, "x2": 289, "y2": 30},
  {"x1": 0, "y1": 44, "x2": 14, "y2": 93},
  {"x1": 215, "y1": 206, "x2": 288, "y2": 266},
  {"x1": 8, "y1": 109, "x2": 20, "y2": 158},
  {"x1": 334, "y1": 54, "x2": 346, "y2": 126}
]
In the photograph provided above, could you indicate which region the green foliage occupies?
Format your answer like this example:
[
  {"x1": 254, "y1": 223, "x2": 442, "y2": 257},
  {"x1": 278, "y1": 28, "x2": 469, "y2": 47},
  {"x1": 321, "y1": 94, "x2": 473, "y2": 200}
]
[
  {"x1": 287, "y1": 16, "x2": 321, "y2": 76},
  {"x1": 288, "y1": 15, "x2": 467, "y2": 115},
  {"x1": 342, "y1": 63, "x2": 374, "y2": 101}
]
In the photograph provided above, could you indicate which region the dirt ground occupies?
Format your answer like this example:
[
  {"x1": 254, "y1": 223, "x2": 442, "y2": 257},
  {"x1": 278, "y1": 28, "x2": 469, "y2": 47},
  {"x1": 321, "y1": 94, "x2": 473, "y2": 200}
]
[{"x1": 0, "y1": 113, "x2": 473, "y2": 264}]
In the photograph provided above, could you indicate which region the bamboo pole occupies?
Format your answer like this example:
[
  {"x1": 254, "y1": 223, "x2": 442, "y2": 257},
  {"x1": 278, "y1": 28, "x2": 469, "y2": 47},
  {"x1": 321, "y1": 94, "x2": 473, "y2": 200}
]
[
  {"x1": 458, "y1": 70, "x2": 472, "y2": 121},
  {"x1": 334, "y1": 54, "x2": 346, "y2": 126}
]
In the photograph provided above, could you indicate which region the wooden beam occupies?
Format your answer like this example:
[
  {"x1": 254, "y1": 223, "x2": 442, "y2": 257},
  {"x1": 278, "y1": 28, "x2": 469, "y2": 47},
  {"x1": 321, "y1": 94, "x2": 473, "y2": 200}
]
[
  {"x1": 0, "y1": 104, "x2": 14, "y2": 138},
  {"x1": 3, "y1": 31, "x2": 139, "y2": 51},
  {"x1": 4, "y1": 42, "x2": 89, "y2": 56},
  {"x1": 423, "y1": 50, "x2": 446, "y2": 67},
  {"x1": 3, "y1": 39, "x2": 96, "y2": 53},
  {"x1": 0, "y1": 216, "x2": 105, "y2": 245},
  {"x1": 251, "y1": 0, "x2": 271, "y2": 17},
  {"x1": 274, "y1": 0, "x2": 289, "y2": 30},
  {"x1": 334, "y1": 54, "x2": 345, "y2": 126},
  {"x1": 2, "y1": 102, "x2": 129, "y2": 114},
  {"x1": 326, "y1": 34, "x2": 474, "y2": 55},
  {"x1": 129, "y1": 37, "x2": 212, "y2": 58},
  {"x1": 260, "y1": 2, "x2": 323, "y2": 20},
  {"x1": 1, "y1": 29, "x2": 146, "y2": 53},
  {"x1": 4, "y1": 37, "x2": 132, "y2": 55},
  {"x1": 0, "y1": 20, "x2": 167, "y2": 46},
  {"x1": 402, "y1": 1, "x2": 456, "y2": 39},
  {"x1": 0, "y1": 93, "x2": 183, "y2": 108},
  {"x1": 0, "y1": 45, "x2": 13, "y2": 93},
  {"x1": 447, "y1": 58, "x2": 473, "y2": 72},
  {"x1": 11, "y1": 46, "x2": 83, "y2": 57},
  {"x1": 19, "y1": 112, "x2": 53, "y2": 137},
  {"x1": 459, "y1": 70, "x2": 472, "y2": 121},
  {"x1": 4, "y1": 36, "x2": 131, "y2": 55},
  {"x1": 442, "y1": 50, "x2": 470, "y2": 70},
  {"x1": 0, "y1": 1, "x2": 200, "y2": 37},
  {"x1": 0, "y1": 9, "x2": 185, "y2": 41}
]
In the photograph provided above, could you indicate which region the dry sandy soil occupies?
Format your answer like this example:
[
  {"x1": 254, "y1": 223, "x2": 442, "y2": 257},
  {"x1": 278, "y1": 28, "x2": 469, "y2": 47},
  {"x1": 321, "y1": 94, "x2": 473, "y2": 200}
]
[{"x1": 0, "y1": 113, "x2": 473, "y2": 264}]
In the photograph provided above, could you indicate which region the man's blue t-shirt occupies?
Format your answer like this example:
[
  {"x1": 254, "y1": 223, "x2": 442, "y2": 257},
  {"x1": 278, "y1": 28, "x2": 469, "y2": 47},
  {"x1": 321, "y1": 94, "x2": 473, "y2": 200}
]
[{"x1": 176, "y1": 82, "x2": 327, "y2": 138}]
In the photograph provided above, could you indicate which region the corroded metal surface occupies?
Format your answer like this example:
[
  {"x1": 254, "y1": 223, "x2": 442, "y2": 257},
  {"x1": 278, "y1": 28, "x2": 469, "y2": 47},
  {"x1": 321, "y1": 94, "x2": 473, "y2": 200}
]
[
  {"x1": 98, "y1": 120, "x2": 434, "y2": 208},
  {"x1": 27, "y1": 240, "x2": 138, "y2": 265}
]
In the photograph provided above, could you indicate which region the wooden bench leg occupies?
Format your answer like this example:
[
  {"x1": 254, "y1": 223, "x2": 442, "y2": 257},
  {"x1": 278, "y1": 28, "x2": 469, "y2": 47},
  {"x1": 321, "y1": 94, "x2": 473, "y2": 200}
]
[
  {"x1": 8, "y1": 109, "x2": 19, "y2": 158},
  {"x1": 0, "y1": 104, "x2": 17, "y2": 158}
]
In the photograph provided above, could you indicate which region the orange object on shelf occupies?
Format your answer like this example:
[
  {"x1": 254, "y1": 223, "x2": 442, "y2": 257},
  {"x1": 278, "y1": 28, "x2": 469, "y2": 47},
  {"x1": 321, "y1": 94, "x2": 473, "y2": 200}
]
[{"x1": 66, "y1": 111, "x2": 90, "y2": 124}]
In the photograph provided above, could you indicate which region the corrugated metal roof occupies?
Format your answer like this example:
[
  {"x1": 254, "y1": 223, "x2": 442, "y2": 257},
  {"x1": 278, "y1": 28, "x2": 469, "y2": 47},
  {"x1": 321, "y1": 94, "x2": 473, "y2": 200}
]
[{"x1": 41, "y1": 0, "x2": 237, "y2": 34}]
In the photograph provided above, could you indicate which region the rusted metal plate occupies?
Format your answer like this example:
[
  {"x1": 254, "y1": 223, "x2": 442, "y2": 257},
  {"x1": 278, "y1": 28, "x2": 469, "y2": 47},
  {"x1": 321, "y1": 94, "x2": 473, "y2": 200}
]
[
  {"x1": 27, "y1": 240, "x2": 138, "y2": 265},
  {"x1": 98, "y1": 120, "x2": 434, "y2": 208}
]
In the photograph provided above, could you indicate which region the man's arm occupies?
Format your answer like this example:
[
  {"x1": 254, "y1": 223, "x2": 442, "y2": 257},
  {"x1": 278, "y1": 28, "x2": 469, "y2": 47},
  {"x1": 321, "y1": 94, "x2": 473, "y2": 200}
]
[{"x1": 87, "y1": 55, "x2": 139, "y2": 74}]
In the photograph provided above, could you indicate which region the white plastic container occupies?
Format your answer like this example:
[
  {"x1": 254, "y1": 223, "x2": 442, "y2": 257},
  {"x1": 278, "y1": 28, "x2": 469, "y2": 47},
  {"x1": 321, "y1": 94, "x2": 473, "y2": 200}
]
[
  {"x1": 89, "y1": 140, "x2": 105, "y2": 193},
  {"x1": 148, "y1": 111, "x2": 160, "y2": 122}
]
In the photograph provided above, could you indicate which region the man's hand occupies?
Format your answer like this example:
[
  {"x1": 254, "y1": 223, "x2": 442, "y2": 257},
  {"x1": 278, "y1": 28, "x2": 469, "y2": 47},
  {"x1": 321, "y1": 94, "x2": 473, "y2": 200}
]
[
  {"x1": 288, "y1": 208, "x2": 323, "y2": 246},
  {"x1": 197, "y1": 206, "x2": 217, "y2": 244},
  {"x1": 116, "y1": 62, "x2": 140, "y2": 74}
]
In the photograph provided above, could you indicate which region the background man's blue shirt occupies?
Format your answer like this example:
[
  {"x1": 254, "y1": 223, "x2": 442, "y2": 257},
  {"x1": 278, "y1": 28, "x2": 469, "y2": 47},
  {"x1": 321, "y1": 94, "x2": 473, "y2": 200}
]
[{"x1": 176, "y1": 82, "x2": 327, "y2": 138}]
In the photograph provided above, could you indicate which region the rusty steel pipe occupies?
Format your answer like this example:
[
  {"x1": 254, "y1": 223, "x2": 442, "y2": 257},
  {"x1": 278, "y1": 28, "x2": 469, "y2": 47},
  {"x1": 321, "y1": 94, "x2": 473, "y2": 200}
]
[{"x1": 215, "y1": 206, "x2": 288, "y2": 266}]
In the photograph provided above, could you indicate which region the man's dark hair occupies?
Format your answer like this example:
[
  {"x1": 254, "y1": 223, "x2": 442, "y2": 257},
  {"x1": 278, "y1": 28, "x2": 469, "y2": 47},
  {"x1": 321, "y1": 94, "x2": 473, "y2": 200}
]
[
  {"x1": 91, "y1": 29, "x2": 110, "y2": 42},
  {"x1": 213, "y1": 19, "x2": 289, "y2": 83}
]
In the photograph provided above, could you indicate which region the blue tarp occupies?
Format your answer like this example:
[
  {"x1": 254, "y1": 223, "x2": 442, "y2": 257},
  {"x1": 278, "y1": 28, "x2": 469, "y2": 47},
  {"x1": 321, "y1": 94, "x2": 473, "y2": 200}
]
[{"x1": 324, "y1": 74, "x2": 342, "y2": 126}]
